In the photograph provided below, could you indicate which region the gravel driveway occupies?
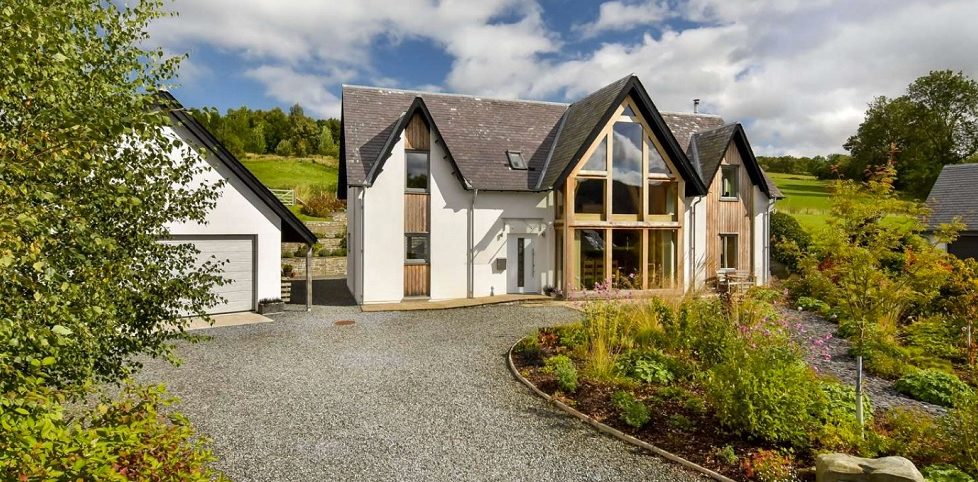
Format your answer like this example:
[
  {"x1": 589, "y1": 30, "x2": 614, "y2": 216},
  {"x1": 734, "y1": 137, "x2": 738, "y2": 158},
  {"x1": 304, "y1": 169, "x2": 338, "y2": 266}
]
[{"x1": 138, "y1": 304, "x2": 704, "y2": 481}]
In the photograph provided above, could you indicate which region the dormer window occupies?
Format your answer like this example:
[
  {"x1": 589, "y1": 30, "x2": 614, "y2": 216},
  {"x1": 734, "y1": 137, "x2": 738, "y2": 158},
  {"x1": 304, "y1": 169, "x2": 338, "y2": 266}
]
[{"x1": 507, "y1": 150, "x2": 527, "y2": 170}]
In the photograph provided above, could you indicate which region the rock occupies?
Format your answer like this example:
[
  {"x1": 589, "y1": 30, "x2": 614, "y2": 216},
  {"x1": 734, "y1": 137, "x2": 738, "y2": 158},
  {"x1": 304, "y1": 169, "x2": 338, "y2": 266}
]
[{"x1": 816, "y1": 453, "x2": 924, "y2": 482}]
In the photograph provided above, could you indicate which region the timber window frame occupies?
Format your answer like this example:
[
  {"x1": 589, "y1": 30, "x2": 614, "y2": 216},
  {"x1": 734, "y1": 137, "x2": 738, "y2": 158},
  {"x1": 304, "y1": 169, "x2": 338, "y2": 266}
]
[
  {"x1": 405, "y1": 150, "x2": 430, "y2": 193},
  {"x1": 720, "y1": 165, "x2": 738, "y2": 201},
  {"x1": 719, "y1": 233, "x2": 738, "y2": 270},
  {"x1": 405, "y1": 233, "x2": 430, "y2": 264}
]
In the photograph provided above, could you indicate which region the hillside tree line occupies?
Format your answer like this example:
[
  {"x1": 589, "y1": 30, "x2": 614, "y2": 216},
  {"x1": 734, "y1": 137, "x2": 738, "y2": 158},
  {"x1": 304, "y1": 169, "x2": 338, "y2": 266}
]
[{"x1": 190, "y1": 103, "x2": 341, "y2": 159}]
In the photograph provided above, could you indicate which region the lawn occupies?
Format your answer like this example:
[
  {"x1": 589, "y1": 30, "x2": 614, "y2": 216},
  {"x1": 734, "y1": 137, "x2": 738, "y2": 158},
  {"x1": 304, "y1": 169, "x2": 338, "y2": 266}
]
[
  {"x1": 768, "y1": 172, "x2": 832, "y2": 231},
  {"x1": 240, "y1": 154, "x2": 338, "y2": 194}
]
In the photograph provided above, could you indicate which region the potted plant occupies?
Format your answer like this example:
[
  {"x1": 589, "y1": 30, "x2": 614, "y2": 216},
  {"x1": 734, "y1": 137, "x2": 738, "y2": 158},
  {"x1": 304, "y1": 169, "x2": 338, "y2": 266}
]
[
  {"x1": 282, "y1": 264, "x2": 295, "y2": 278},
  {"x1": 258, "y1": 298, "x2": 284, "y2": 314}
]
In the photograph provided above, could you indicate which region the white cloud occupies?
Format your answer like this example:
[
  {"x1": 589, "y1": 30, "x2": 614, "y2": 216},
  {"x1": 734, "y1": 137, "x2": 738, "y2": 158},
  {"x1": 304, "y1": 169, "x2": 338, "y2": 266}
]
[
  {"x1": 151, "y1": 0, "x2": 978, "y2": 155},
  {"x1": 574, "y1": 1, "x2": 671, "y2": 38}
]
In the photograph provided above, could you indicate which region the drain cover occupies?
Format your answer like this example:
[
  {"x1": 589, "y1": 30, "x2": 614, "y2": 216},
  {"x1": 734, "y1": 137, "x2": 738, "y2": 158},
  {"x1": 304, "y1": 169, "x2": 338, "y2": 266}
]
[{"x1": 334, "y1": 320, "x2": 355, "y2": 326}]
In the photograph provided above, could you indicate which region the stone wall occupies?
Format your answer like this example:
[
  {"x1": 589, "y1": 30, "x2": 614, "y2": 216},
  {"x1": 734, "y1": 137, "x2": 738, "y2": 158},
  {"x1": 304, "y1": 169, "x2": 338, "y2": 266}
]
[{"x1": 283, "y1": 256, "x2": 346, "y2": 278}]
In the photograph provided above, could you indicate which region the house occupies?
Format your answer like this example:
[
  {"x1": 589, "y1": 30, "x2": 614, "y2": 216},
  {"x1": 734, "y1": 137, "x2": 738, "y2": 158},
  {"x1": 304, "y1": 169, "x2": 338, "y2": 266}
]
[
  {"x1": 926, "y1": 163, "x2": 978, "y2": 260},
  {"x1": 160, "y1": 92, "x2": 318, "y2": 314},
  {"x1": 339, "y1": 75, "x2": 782, "y2": 305}
]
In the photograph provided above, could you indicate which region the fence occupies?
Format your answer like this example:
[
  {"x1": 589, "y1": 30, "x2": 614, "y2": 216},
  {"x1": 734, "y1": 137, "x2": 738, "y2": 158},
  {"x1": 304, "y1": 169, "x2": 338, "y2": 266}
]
[{"x1": 270, "y1": 188, "x2": 295, "y2": 206}]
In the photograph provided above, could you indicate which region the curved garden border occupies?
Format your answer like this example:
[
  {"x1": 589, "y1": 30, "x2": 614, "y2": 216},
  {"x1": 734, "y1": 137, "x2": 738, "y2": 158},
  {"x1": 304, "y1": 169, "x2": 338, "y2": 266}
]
[{"x1": 507, "y1": 337, "x2": 736, "y2": 482}]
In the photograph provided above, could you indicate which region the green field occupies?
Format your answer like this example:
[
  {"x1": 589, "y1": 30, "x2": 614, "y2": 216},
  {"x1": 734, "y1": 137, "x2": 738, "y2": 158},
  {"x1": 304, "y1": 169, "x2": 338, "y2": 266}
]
[
  {"x1": 768, "y1": 172, "x2": 832, "y2": 231},
  {"x1": 240, "y1": 154, "x2": 340, "y2": 221}
]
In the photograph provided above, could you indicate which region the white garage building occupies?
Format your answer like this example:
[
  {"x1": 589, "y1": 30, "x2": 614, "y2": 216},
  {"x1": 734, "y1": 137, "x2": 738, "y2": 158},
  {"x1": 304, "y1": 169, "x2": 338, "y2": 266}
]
[{"x1": 161, "y1": 92, "x2": 317, "y2": 314}]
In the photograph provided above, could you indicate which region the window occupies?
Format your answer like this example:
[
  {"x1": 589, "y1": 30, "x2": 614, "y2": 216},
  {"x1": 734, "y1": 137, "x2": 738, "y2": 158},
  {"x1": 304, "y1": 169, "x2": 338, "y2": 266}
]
[
  {"x1": 648, "y1": 180, "x2": 678, "y2": 221},
  {"x1": 648, "y1": 140, "x2": 671, "y2": 176},
  {"x1": 648, "y1": 230, "x2": 677, "y2": 288},
  {"x1": 611, "y1": 230, "x2": 642, "y2": 289},
  {"x1": 581, "y1": 137, "x2": 607, "y2": 172},
  {"x1": 720, "y1": 234, "x2": 738, "y2": 269},
  {"x1": 575, "y1": 229, "x2": 605, "y2": 290},
  {"x1": 720, "y1": 165, "x2": 738, "y2": 199},
  {"x1": 612, "y1": 122, "x2": 643, "y2": 216},
  {"x1": 621, "y1": 105, "x2": 636, "y2": 117},
  {"x1": 574, "y1": 178, "x2": 605, "y2": 215},
  {"x1": 405, "y1": 234, "x2": 429, "y2": 263},
  {"x1": 507, "y1": 150, "x2": 527, "y2": 170},
  {"x1": 406, "y1": 151, "x2": 429, "y2": 191},
  {"x1": 555, "y1": 189, "x2": 564, "y2": 219}
]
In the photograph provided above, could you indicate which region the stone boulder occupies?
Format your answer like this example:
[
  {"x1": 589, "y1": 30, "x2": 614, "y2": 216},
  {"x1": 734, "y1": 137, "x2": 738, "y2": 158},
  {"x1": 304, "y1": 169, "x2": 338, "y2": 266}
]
[{"x1": 816, "y1": 453, "x2": 924, "y2": 482}]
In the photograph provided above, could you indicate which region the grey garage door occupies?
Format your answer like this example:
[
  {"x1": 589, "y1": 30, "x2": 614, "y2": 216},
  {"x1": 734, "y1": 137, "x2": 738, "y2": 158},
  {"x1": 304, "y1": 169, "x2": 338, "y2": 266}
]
[
  {"x1": 949, "y1": 234, "x2": 978, "y2": 261},
  {"x1": 165, "y1": 236, "x2": 256, "y2": 314}
]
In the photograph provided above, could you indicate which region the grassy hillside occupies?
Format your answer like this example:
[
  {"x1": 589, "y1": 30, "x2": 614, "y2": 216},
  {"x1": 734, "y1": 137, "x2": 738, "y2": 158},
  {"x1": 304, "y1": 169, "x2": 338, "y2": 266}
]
[
  {"x1": 240, "y1": 154, "x2": 340, "y2": 221},
  {"x1": 768, "y1": 172, "x2": 832, "y2": 230}
]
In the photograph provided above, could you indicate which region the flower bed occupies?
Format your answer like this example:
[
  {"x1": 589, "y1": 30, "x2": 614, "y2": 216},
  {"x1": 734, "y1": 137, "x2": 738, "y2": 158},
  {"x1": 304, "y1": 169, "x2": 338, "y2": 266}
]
[{"x1": 511, "y1": 288, "x2": 978, "y2": 481}]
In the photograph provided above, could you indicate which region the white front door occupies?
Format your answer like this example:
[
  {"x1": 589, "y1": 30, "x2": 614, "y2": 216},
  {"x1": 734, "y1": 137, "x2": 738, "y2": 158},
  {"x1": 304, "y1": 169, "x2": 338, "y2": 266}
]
[{"x1": 506, "y1": 235, "x2": 537, "y2": 294}]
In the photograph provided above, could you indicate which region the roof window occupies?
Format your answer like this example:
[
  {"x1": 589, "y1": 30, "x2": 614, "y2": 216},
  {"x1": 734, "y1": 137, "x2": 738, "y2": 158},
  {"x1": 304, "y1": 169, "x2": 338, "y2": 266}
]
[{"x1": 507, "y1": 150, "x2": 528, "y2": 170}]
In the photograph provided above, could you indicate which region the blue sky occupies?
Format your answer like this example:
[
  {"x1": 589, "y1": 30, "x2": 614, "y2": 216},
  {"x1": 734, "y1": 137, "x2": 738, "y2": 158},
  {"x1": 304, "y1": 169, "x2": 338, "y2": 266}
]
[{"x1": 152, "y1": 0, "x2": 978, "y2": 155}]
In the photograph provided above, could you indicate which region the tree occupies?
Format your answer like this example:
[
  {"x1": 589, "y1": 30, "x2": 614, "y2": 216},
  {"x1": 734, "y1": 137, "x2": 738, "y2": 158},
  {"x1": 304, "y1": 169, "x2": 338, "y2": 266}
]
[
  {"x1": 845, "y1": 70, "x2": 978, "y2": 198},
  {"x1": 318, "y1": 125, "x2": 338, "y2": 157},
  {"x1": 0, "y1": 0, "x2": 223, "y2": 389}
]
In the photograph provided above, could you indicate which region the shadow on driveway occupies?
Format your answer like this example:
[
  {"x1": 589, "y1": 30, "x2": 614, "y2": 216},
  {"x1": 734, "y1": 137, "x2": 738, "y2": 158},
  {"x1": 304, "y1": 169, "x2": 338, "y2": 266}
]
[{"x1": 287, "y1": 278, "x2": 356, "y2": 307}]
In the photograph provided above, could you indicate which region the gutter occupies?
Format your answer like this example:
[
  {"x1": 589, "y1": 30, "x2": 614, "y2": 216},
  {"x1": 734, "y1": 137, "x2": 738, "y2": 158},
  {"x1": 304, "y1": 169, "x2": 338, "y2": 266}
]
[
  {"x1": 468, "y1": 188, "x2": 479, "y2": 298},
  {"x1": 688, "y1": 195, "x2": 702, "y2": 291}
]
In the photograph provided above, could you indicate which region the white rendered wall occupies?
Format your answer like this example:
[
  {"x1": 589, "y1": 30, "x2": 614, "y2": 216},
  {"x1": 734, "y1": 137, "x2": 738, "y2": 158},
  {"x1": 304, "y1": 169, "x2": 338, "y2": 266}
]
[
  {"x1": 684, "y1": 195, "x2": 708, "y2": 291},
  {"x1": 428, "y1": 133, "x2": 470, "y2": 300},
  {"x1": 163, "y1": 125, "x2": 283, "y2": 307},
  {"x1": 471, "y1": 192, "x2": 554, "y2": 297},
  {"x1": 346, "y1": 186, "x2": 364, "y2": 303},
  {"x1": 752, "y1": 186, "x2": 772, "y2": 284},
  {"x1": 360, "y1": 140, "x2": 407, "y2": 304}
]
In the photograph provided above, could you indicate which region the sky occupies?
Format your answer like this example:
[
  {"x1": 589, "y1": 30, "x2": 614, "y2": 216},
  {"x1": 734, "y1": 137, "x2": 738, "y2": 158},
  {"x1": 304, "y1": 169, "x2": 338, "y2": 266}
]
[{"x1": 151, "y1": 0, "x2": 978, "y2": 156}]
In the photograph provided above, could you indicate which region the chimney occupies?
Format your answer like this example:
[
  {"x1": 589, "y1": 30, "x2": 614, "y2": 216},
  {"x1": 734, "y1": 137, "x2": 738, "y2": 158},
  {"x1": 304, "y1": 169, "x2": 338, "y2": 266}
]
[{"x1": 693, "y1": 98, "x2": 700, "y2": 114}]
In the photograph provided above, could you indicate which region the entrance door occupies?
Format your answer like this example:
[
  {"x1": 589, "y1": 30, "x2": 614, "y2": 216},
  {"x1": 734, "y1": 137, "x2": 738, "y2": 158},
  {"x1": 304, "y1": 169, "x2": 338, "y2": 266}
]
[{"x1": 506, "y1": 235, "x2": 537, "y2": 294}]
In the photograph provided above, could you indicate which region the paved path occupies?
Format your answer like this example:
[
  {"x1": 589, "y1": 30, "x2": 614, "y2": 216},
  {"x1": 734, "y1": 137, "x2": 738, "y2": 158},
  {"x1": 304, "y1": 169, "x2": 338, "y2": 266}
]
[{"x1": 138, "y1": 304, "x2": 703, "y2": 481}]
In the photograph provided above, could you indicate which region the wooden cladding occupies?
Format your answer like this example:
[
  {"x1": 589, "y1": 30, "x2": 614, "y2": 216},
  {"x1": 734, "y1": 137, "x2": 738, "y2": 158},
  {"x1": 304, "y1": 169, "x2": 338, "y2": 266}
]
[
  {"x1": 404, "y1": 113, "x2": 430, "y2": 150},
  {"x1": 404, "y1": 264, "x2": 429, "y2": 297},
  {"x1": 404, "y1": 193, "x2": 429, "y2": 233},
  {"x1": 705, "y1": 149, "x2": 754, "y2": 277}
]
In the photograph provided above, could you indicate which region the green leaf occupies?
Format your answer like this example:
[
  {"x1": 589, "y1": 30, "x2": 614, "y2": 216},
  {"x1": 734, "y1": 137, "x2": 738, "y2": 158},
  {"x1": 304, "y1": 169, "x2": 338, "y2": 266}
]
[{"x1": 51, "y1": 325, "x2": 72, "y2": 336}]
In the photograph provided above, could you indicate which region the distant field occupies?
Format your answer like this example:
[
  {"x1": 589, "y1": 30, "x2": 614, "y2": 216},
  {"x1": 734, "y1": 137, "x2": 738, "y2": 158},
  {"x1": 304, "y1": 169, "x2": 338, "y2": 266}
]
[
  {"x1": 768, "y1": 172, "x2": 832, "y2": 231},
  {"x1": 241, "y1": 154, "x2": 340, "y2": 222},
  {"x1": 241, "y1": 154, "x2": 338, "y2": 194}
]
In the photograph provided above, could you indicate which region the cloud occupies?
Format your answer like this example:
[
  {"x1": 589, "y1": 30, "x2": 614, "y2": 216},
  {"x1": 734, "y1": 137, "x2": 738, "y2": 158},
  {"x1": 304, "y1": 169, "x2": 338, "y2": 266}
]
[
  {"x1": 151, "y1": 0, "x2": 978, "y2": 155},
  {"x1": 574, "y1": 1, "x2": 671, "y2": 38}
]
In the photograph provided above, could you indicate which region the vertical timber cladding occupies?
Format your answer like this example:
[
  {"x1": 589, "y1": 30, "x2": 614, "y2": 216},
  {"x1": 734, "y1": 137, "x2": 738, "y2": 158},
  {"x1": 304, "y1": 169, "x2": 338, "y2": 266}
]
[
  {"x1": 706, "y1": 146, "x2": 753, "y2": 278},
  {"x1": 404, "y1": 113, "x2": 431, "y2": 297}
]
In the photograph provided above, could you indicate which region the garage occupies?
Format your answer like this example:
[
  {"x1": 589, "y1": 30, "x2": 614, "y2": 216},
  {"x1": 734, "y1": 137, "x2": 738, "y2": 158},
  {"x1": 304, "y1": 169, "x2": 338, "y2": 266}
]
[
  {"x1": 949, "y1": 234, "x2": 978, "y2": 261},
  {"x1": 165, "y1": 236, "x2": 256, "y2": 314}
]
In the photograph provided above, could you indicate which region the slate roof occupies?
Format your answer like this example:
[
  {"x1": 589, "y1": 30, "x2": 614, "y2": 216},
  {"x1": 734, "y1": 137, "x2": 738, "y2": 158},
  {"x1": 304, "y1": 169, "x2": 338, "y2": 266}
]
[
  {"x1": 926, "y1": 163, "x2": 978, "y2": 231},
  {"x1": 341, "y1": 75, "x2": 781, "y2": 199}
]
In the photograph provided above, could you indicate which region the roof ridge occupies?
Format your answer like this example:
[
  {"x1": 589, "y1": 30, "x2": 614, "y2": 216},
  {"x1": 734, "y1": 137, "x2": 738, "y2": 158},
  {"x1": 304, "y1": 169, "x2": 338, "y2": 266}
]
[
  {"x1": 659, "y1": 110, "x2": 724, "y2": 118},
  {"x1": 342, "y1": 84, "x2": 570, "y2": 107}
]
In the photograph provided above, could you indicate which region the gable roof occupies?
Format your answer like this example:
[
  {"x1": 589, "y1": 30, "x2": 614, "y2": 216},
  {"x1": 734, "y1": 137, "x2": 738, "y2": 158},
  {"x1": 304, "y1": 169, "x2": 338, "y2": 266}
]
[
  {"x1": 340, "y1": 75, "x2": 779, "y2": 199},
  {"x1": 539, "y1": 75, "x2": 708, "y2": 196},
  {"x1": 688, "y1": 123, "x2": 783, "y2": 199},
  {"x1": 157, "y1": 91, "x2": 317, "y2": 245},
  {"x1": 342, "y1": 85, "x2": 566, "y2": 191},
  {"x1": 926, "y1": 163, "x2": 978, "y2": 231}
]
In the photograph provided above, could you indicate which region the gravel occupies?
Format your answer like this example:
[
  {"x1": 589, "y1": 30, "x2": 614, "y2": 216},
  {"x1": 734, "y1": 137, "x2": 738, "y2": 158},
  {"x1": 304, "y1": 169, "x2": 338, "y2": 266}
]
[
  {"x1": 137, "y1": 303, "x2": 706, "y2": 481},
  {"x1": 783, "y1": 306, "x2": 947, "y2": 416}
]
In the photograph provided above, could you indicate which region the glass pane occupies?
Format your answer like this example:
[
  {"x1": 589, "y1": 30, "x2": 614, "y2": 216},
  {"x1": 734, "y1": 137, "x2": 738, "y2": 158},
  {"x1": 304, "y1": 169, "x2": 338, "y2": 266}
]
[
  {"x1": 612, "y1": 122, "x2": 643, "y2": 215},
  {"x1": 574, "y1": 178, "x2": 605, "y2": 215},
  {"x1": 575, "y1": 229, "x2": 605, "y2": 290},
  {"x1": 648, "y1": 180, "x2": 678, "y2": 220},
  {"x1": 721, "y1": 235, "x2": 738, "y2": 269},
  {"x1": 582, "y1": 137, "x2": 607, "y2": 171},
  {"x1": 406, "y1": 151, "x2": 429, "y2": 190},
  {"x1": 555, "y1": 229, "x2": 563, "y2": 290},
  {"x1": 621, "y1": 105, "x2": 636, "y2": 117},
  {"x1": 517, "y1": 238, "x2": 525, "y2": 288},
  {"x1": 406, "y1": 235, "x2": 429, "y2": 261},
  {"x1": 508, "y1": 151, "x2": 527, "y2": 170},
  {"x1": 648, "y1": 230, "x2": 677, "y2": 288},
  {"x1": 721, "y1": 166, "x2": 737, "y2": 198},
  {"x1": 611, "y1": 230, "x2": 642, "y2": 289},
  {"x1": 648, "y1": 139, "x2": 670, "y2": 175}
]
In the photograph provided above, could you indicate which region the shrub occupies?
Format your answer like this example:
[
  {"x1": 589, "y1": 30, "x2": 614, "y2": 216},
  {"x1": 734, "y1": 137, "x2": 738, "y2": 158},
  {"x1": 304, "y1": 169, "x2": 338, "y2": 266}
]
[
  {"x1": 922, "y1": 465, "x2": 975, "y2": 482},
  {"x1": 706, "y1": 343, "x2": 825, "y2": 449},
  {"x1": 556, "y1": 323, "x2": 586, "y2": 350},
  {"x1": 282, "y1": 264, "x2": 295, "y2": 277},
  {"x1": 894, "y1": 369, "x2": 972, "y2": 407},
  {"x1": 612, "y1": 391, "x2": 650, "y2": 429},
  {"x1": 714, "y1": 444, "x2": 739, "y2": 466},
  {"x1": 941, "y1": 393, "x2": 978, "y2": 476},
  {"x1": 543, "y1": 355, "x2": 578, "y2": 393},
  {"x1": 819, "y1": 380, "x2": 873, "y2": 450},
  {"x1": 669, "y1": 297, "x2": 736, "y2": 368},
  {"x1": 770, "y1": 212, "x2": 811, "y2": 272},
  {"x1": 0, "y1": 379, "x2": 225, "y2": 481},
  {"x1": 615, "y1": 350, "x2": 676, "y2": 385},
  {"x1": 905, "y1": 315, "x2": 962, "y2": 361},
  {"x1": 581, "y1": 299, "x2": 633, "y2": 380},
  {"x1": 875, "y1": 407, "x2": 946, "y2": 467},
  {"x1": 514, "y1": 335, "x2": 542, "y2": 365},
  {"x1": 300, "y1": 191, "x2": 344, "y2": 218},
  {"x1": 740, "y1": 449, "x2": 798, "y2": 482},
  {"x1": 796, "y1": 296, "x2": 830, "y2": 314}
]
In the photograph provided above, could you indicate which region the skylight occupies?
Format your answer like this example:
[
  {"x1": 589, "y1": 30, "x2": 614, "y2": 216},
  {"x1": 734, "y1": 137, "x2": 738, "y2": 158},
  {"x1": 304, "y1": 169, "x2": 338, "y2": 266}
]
[{"x1": 507, "y1": 150, "x2": 527, "y2": 170}]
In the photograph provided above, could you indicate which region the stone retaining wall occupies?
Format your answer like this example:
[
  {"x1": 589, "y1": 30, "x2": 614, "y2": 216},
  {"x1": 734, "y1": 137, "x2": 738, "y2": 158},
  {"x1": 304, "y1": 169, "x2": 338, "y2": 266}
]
[{"x1": 283, "y1": 256, "x2": 346, "y2": 278}]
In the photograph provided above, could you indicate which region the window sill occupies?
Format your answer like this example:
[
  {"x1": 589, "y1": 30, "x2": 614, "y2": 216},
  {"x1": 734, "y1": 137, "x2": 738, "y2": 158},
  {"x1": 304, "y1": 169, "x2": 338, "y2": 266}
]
[
  {"x1": 719, "y1": 196, "x2": 739, "y2": 202},
  {"x1": 405, "y1": 189, "x2": 429, "y2": 194},
  {"x1": 405, "y1": 260, "x2": 429, "y2": 265}
]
